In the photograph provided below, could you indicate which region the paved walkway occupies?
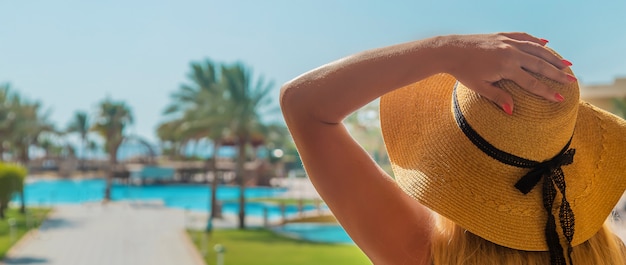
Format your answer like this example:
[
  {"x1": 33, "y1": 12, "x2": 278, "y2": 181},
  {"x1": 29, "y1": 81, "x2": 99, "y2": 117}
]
[
  {"x1": 1, "y1": 177, "x2": 331, "y2": 265},
  {"x1": 2, "y1": 202, "x2": 205, "y2": 265}
]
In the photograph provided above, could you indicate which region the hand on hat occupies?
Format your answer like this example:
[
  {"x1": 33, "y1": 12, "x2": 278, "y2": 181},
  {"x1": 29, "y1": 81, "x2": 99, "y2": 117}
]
[{"x1": 442, "y1": 32, "x2": 577, "y2": 115}]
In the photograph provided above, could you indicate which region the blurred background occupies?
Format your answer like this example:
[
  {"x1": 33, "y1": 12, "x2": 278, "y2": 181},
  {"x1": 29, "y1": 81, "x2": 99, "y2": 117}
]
[{"x1": 1, "y1": 1, "x2": 625, "y2": 264}]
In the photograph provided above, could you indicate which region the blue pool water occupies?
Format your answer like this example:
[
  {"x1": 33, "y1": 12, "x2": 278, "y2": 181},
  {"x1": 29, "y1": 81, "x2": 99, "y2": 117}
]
[
  {"x1": 17, "y1": 179, "x2": 317, "y2": 219},
  {"x1": 15, "y1": 178, "x2": 353, "y2": 244},
  {"x1": 273, "y1": 223, "x2": 354, "y2": 244}
]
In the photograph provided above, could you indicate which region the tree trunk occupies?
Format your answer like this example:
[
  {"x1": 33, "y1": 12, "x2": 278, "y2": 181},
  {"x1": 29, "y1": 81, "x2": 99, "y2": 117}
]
[
  {"x1": 206, "y1": 141, "x2": 221, "y2": 232},
  {"x1": 104, "y1": 170, "x2": 112, "y2": 201},
  {"x1": 210, "y1": 142, "x2": 221, "y2": 218},
  {"x1": 20, "y1": 145, "x2": 29, "y2": 166},
  {"x1": 19, "y1": 187, "x2": 25, "y2": 214},
  {"x1": 237, "y1": 141, "x2": 247, "y2": 229},
  {"x1": 104, "y1": 146, "x2": 118, "y2": 202},
  {"x1": 81, "y1": 136, "x2": 87, "y2": 172},
  {"x1": 0, "y1": 143, "x2": 4, "y2": 162},
  {"x1": 0, "y1": 203, "x2": 6, "y2": 219}
]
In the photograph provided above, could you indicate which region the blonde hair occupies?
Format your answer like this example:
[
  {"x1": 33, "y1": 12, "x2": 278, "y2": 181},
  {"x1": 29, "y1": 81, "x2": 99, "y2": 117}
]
[{"x1": 431, "y1": 214, "x2": 626, "y2": 265}]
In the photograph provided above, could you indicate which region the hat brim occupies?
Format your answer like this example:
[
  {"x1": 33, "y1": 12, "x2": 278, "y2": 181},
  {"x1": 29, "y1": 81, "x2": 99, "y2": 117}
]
[{"x1": 380, "y1": 73, "x2": 626, "y2": 251}]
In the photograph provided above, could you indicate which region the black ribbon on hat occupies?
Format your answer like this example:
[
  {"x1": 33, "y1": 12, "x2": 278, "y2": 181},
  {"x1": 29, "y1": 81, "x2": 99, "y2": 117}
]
[{"x1": 452, "y1": 83, "x2": 575, "y2": 265}]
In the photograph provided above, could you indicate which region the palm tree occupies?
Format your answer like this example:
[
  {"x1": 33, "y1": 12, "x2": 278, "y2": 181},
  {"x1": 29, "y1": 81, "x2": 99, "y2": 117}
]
[
  {"x1": 8, "y1": 96, "x2": 54, "y2": 165},
  {"x1": 183, "y1": 106, "x2": 231, "y2": 231},
  {"x1": 38, "y1": 136, "x2": 55, "y2": 158},
  {"x1": 160, "y1": 60, "x2": 231, "y2": 231},
  {"x1": 87, "y1": 140, "x2": 99, "y2": 161},
  {"x1": 67, "y1": 111, "x2": 90, "y2": 171},
  {"x1": 220, "y1": 63, "x2": 274, "y2": 229},
  {"x1": 161, "y1": 60, "x2": 222, "y2": 157},
  {"x1": 156, "y1": 119, "x2": 184, "y2": 159},
  {"x1": 160, "y1": 60, "x2": 275, "y2": 229},
  {"x1": 0, "y1": 85, "x2": 53, "y2": 213},
  {"x1": 93, "y1": 98, "x2": 134, "y2": 201},
  {"x1": 0, "y1": 84, "x2": 18, "y2": 161}
]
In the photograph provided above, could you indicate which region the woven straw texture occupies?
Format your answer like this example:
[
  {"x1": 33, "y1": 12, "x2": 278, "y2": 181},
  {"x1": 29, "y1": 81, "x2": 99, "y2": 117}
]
[{"x1": 380, "y1": 73, "x2": 626, "y2": 251}]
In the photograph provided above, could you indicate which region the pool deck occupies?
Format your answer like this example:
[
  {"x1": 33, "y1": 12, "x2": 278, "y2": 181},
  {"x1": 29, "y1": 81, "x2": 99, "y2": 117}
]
[
  {"x1": 1, "y1": 202, "x2": 207, "y2": 265},
  {"x1": 1, "y1": 177, "x2": 332, "y2": 265},
  {"x1": 1, "y1": 199, "x2": 330, "y2": 265}
]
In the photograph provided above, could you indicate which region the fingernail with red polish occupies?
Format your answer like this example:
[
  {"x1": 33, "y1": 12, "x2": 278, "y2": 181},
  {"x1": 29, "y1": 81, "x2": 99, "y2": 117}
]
[
  {"x1": 566, "y1": 74, "x2": 577, "y2": 82},
  {"x1": 539, "y1": 38, "x2": 549, "y2": 44},
  {"x1": 555, "y1": 93, "x2": 564, "y2": 102},
  {"x1": 502, "y1": 103, "x2": 513, "y2": 115},
  {"x1": 561, "y1": 59, "x2": 573, "y2": 67}
]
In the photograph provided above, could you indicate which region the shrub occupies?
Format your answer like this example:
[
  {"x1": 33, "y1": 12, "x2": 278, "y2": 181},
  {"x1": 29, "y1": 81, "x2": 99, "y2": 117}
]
[{"x1": 0, "y1": 163, "x2": 26, "y2": 218}]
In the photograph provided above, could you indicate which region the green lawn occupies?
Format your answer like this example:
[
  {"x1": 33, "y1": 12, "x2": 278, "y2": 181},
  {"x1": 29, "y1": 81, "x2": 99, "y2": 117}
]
[
  {"x1": 0, "y1": 208, "x2": 50, "y2": 259},
  {"x1": 188, "y1": 229, "x2": 371, "y2": 265}
]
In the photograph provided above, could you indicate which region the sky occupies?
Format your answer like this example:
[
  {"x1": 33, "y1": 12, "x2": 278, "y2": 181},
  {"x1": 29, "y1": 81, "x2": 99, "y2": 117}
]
[{"x1": 1, "y1": 0, "x2": 625, "y2": 144}]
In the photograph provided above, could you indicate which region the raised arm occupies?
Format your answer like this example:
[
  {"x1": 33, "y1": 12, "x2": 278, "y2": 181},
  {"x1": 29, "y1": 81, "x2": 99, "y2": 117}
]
[{"x1": 279, "y1": 33, "x2": 573, "y2": 264}]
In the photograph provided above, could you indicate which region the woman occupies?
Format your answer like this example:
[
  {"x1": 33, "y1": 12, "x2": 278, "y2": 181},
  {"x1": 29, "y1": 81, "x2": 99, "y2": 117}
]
[{"x1": 280, "y1": 32, "x2": 626, "y2": 264}]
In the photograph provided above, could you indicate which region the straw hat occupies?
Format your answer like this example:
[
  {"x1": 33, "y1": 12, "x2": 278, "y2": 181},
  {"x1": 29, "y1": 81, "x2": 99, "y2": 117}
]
[{"x1": 380, "y1": 68, "x2": 626, "y2": 260}]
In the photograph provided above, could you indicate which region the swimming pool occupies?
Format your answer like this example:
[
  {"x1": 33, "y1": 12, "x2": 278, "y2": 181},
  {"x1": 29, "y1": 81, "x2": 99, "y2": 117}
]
[
  {"x1": 273, "y1": 223, "x2": 354, "y2": 244},
  {"x1": 17, "y1": 178, "x2": 316, "y2": 219},
  {"x1": 16, "y1": 179, "x2": 353, "y2": 244}
]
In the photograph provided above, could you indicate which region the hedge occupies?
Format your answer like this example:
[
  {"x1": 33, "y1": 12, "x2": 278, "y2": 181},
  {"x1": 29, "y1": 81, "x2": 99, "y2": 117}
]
[{"x1": 0, "y1": 163, "x2": 26, "y2": 218}]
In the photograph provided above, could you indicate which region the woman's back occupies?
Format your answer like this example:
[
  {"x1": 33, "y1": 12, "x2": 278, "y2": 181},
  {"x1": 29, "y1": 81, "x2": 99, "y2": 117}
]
[{"x1": 280, "y1": 32, "x2": 626, "y2": 264}]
